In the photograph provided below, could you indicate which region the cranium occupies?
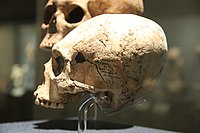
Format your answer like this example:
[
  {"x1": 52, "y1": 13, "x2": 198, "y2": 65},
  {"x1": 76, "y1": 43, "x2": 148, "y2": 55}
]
[
  {"x1": 40, "y1": 0, "x2": 144, "y2": 50},
  {"x1": 34, "y1": 14, "x2": 167, "y2": 112}
]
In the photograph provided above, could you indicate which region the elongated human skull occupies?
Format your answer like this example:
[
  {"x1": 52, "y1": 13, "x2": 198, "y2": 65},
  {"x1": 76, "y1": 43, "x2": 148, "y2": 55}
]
[
  {"x1": 40, "y1": 0, "x2": 144, "y2": 50},
  {"x1": 34, "y1": 14, "x2": 167, "y2": 112}
]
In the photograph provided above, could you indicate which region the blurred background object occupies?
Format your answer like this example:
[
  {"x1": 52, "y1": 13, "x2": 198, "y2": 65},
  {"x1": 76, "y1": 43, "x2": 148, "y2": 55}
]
[{"x1": 1, "y1": 0, "x2": 200, "y2": 133}]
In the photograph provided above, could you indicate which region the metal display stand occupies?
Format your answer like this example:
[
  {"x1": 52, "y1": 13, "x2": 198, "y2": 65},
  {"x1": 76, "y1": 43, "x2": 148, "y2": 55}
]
[
  {"x1": 77, "y1": 95, "x2": 147, "y2": 132},
  {"x1": 78, "y1": 96, "x2": 98, "y2": 133}
]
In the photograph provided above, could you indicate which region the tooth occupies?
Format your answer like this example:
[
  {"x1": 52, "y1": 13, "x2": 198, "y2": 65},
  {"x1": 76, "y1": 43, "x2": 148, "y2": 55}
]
[
  {"x1": 50, "y1": 102, "x2": 57, "y2": 109},
  {"x1": 57, "y1": 103, "x2": 64, "y2": 109},
  {"x1": 35, "y1": 98, "x2": 40, "y2": 105},
  {"x1": 44, "y1": 102, "x2": 49, "y2": 108},
  {"x1": 41, "y1": 102, "x2": 45, "y2": 107},
  {"x1": 34, "y1": 92, "x2": 38, "y2": 97}
]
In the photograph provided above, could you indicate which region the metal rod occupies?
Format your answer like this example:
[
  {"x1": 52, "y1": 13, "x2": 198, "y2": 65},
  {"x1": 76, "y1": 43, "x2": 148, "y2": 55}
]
[{"x1": 78, "y1": 96, "x2": 97, "y2": 133}]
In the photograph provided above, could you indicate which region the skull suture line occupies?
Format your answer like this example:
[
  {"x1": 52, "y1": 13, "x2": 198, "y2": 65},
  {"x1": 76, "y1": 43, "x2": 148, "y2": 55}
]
[
  {"x1": 40, "y1": 0, "x2": 144, "y2": 50},
  {"x1": 34, "y1": 14, "x2": 168, "y2": 112}
]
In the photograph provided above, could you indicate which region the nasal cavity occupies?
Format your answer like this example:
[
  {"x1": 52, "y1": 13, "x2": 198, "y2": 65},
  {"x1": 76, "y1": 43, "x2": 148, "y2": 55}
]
[{"x1": 66, "y1": 6, "x2": 84, "y2": 23}]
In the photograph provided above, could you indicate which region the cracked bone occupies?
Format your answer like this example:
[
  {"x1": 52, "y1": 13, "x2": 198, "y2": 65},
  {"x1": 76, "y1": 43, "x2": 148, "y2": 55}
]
[
  {"x1": 39, "y1": 0, "x2": 144, "y2": 50},
  {"x1": 34, "y1": 14, "x2": 167, "y2": 112}
]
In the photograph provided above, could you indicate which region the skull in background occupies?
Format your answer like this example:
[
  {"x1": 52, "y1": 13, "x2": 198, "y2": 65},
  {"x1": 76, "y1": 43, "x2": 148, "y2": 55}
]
[
  {"x1": 34, "y1": 14, "x2": 168, "y2": 112},
  {"x1": 40, "y1": 0, "x2": 144, "y2": 50}
]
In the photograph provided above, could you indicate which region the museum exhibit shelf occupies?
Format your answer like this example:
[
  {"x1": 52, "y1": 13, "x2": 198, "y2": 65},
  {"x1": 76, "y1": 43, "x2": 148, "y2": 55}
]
[{"x1": 0, "y1": 119, "x2": 178, "y2": 133}]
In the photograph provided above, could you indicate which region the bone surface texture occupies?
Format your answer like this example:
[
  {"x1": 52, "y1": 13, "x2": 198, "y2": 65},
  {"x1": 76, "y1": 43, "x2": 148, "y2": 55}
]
[
  {"x1": 34, "y1": 14, "x2": 167, "y2": 112},
  {"x1": 39, "y1": 0, "x2": 144, "y2": 49}
]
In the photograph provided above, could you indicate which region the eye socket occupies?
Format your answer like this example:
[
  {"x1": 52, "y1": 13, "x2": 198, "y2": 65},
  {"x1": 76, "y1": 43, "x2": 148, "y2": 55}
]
[
  {"x1": 75, "y1": 52, "x2": 86, "y2": 63},
  {"x1": 65, "y1": 6, "x2": 84, "y2": 23},
  {"x1": 44, "y1": 4, "x2": 57, "y2": 25}
]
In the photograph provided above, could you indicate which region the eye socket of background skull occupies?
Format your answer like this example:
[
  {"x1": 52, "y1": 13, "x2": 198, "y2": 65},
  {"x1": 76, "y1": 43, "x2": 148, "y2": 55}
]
[{"x1": 65, "y1": 6, "x2": 85, "y2": 23}]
